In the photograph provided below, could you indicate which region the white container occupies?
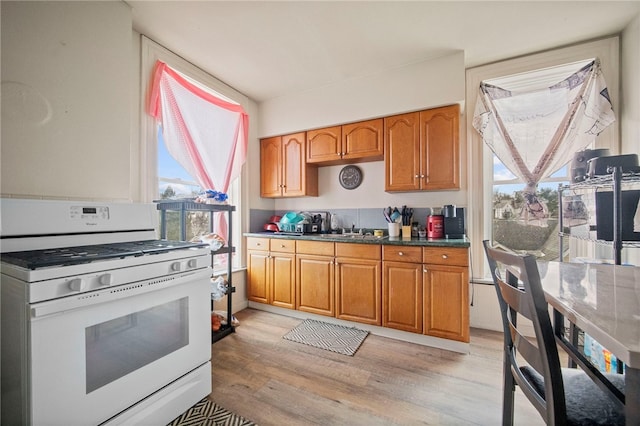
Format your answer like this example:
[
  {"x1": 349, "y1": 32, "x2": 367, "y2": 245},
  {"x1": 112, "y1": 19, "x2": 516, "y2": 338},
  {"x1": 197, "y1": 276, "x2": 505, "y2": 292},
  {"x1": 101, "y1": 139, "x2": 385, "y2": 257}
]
[{"x1": 388, "y1": 222, "x2": 400, "y2": 237}]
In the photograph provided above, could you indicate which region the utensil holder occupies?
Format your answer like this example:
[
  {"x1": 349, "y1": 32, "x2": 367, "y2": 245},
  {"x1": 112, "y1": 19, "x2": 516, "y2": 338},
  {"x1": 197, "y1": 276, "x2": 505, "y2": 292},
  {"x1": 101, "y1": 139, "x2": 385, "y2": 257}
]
[{"x1": 388, "y1": 222, "x2": 400, "y2": 238}]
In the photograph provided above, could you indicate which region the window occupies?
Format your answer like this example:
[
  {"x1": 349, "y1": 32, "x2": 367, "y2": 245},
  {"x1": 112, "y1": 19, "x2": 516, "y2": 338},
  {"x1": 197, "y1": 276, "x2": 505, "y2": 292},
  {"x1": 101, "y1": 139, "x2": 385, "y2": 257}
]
[
  {"x1": 157, "y1": 130, "x2": 240, "y2": 272},
  {"x1": 491, "y1": 156, "x2": 568, "y2": 260},
  {"x1": 466, "y1": 37, "x2": 620, "y2": 280},
  {"x1": 140, "y1": 36, "x2": 247, "y2": 273}
]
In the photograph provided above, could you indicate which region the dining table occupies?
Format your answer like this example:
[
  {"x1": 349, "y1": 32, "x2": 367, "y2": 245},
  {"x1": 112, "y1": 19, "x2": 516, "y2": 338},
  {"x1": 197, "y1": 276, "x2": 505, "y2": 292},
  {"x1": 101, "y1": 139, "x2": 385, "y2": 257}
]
[{"x1": 539, "y1": 260, "x2": 640, "y2": 424}]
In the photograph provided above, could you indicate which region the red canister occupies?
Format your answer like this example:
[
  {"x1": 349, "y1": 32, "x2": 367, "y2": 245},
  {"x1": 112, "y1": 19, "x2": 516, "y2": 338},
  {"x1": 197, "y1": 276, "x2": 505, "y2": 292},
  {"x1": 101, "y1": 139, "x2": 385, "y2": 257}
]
[{"x1": 426, "y1": 215, "x2": 444, "y2": 239}]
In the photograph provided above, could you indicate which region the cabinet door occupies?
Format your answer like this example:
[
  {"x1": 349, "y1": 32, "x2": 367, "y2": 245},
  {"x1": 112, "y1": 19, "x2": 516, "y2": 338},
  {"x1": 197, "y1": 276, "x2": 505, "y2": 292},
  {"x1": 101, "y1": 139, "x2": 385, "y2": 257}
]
[
  {"x1": 384, "y1": 112, "x2": 421, "y2": 191},
  {"x1": 423, "y1": 264, "x2": 469, "y2": 342},
  {"x1": 382, "y1": 260, "x2": 423, "y2": 333},
  {"x1": 342, "y1": 118, "x2": 384, "y2": 162},
  {"x1": 306, "y1": 126, "x2": 342, "y2": 164},
  {"x1": 271, "y1": 253, "x2": 296, "y2": 309},
  {"x1": 247, "y1": 250, "x2": 270, "y2": 304},
  {"x1": 260, "y1": 136, "x2": 282, "y2": 197},
  {"x1": 420, "y1": 104, "x2": 460, "y2": 190},
  {"x1": 296, "y1": 254, "x2": 335, "y2": 317},
  {"x1": 335, "y1": 257, "x2": 381, "y2": 325},
  {"x1": 282, "y1": 132, "x2": 307, "y2": 197}
]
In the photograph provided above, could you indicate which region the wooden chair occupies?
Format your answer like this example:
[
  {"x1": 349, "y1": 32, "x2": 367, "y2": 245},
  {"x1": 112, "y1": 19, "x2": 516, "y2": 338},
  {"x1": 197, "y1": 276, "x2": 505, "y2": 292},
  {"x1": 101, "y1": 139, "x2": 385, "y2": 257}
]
[{"x1": 482, "y1": 241, "x2": 625, "y2": 425}]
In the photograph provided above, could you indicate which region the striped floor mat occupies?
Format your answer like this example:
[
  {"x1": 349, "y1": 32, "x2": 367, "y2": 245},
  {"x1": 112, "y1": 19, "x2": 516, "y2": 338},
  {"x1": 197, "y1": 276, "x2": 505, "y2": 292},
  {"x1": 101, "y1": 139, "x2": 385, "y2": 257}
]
[
  {"x1": 283, "y1": 319, "x2": 369, "y2": 356},
  {"x1": 167, "y1": 398, "x2": 256, "y2": 426}
]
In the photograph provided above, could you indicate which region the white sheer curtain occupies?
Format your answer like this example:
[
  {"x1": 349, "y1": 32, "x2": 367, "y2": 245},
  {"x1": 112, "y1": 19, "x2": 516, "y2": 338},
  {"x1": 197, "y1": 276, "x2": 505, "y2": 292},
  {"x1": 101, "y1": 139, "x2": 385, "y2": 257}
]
[
  {"x1": 473, "y1": 59, "x2": 615, "y2": 225},
  {"x1": 148, "y1": 60, "x2": 248, "y2": 242}
]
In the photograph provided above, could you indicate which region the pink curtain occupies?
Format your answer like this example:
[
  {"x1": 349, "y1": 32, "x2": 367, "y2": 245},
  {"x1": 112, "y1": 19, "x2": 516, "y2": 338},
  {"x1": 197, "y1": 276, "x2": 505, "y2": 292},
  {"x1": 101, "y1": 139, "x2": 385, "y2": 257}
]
[{"x1": 148, "y1": 60, "x2": 248, "y2": 243}]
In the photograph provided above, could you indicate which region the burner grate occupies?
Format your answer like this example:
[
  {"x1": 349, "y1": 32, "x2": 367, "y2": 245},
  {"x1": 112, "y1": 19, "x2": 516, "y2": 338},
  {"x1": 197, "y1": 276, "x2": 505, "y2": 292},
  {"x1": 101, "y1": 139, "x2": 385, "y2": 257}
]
[{"x1": 1, "y1": 240, "x2": 208, "y2": 270}]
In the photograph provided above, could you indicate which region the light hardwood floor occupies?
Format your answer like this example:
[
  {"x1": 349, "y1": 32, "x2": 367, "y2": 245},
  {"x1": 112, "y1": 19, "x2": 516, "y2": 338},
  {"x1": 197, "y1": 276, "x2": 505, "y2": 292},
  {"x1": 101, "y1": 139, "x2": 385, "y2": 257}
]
[{"x1": 210, "y1": 308, "x2": 545, "y2": 425}]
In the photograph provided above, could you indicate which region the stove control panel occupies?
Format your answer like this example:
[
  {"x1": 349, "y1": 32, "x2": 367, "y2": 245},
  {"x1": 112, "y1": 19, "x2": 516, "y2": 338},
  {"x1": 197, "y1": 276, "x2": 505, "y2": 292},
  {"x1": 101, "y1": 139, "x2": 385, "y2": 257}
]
[{"x1": 70, "y1": 206, "x2": 110, "y2": 220}]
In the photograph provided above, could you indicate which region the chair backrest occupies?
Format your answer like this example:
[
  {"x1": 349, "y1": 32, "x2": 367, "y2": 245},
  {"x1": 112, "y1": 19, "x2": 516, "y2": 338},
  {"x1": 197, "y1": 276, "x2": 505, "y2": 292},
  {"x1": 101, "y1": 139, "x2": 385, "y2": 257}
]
[{"x1": 483, "y1": 240, "x2": 566, "y2": 424}]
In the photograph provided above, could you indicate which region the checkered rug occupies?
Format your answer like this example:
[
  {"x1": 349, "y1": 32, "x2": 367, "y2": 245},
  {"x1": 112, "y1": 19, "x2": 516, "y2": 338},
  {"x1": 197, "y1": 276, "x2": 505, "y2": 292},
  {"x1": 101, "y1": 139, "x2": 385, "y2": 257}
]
[
  {"x1": 283, "y1": 319, "x2": 369, "y2": 356},
  {"x1": 167, "y1": 398, "x2": 256, "y2": 426}
]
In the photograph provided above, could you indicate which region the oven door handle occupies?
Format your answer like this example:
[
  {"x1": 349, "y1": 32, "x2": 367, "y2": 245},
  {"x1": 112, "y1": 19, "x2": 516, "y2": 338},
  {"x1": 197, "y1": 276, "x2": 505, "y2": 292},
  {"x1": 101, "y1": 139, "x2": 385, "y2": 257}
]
[{"x1": 31, "y1": 269, "x2": 210, "y2": 318}]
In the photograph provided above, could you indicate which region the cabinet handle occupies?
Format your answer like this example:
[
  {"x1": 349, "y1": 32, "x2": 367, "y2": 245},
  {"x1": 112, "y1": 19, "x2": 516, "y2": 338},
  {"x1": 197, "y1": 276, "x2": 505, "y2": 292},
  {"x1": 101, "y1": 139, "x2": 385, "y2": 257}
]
[
  {"x1": 442, "y1": 254, "x2": 448, "y2": 259},
  {"x1": 415, "y1": 175, "x2": 419, "y2": 178},
  {"x1": 398, "y1": 251, "x2": 404, "y2": 256},
  {"x1": 421, "y1": 174, "x2": 425, "y2": 178},
  {"x1": 280, "y1": 244, "x2": 285, "y2": 248},
  {"x1": 423, "y1": 268, "x2": 428, "y2": 273}
]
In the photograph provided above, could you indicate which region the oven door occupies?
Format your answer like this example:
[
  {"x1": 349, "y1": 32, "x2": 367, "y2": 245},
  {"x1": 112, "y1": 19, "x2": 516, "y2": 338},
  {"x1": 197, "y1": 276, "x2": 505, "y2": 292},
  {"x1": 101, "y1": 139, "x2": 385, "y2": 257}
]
[{"x1": 28, "y1": 268, "x2": 211, "y2": 426}]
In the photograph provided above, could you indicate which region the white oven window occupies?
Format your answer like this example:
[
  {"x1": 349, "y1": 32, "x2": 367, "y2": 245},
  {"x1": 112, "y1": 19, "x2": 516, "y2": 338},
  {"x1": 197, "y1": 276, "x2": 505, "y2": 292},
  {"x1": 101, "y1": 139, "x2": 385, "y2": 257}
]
[{"x1": 85, "y1": 297, "x2": 189, "y2": 393}]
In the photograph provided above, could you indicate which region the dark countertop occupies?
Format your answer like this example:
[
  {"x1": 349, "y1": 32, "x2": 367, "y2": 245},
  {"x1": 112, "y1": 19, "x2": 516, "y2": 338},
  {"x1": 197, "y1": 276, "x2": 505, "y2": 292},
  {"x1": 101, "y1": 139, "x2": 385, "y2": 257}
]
[{"x1": 244, "y1": 232, "x2": 470, "y2": 248}]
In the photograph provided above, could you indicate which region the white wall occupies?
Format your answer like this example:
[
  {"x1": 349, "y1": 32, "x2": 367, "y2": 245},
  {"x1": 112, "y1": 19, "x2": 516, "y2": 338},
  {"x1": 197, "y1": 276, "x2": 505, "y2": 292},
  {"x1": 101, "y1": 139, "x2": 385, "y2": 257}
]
[
  {"x1": 620, "y1": 14, "x2": 640, "y2": 266},
  {"x1": 254, "y1": 52, "x2": 467, "y2": 214},
  {"x1": 258, "y1": 52, "x2": 465, "y2": 137},
  {"x1": 621, "y1": 14, "x2": 640, "y2": 154},
  {"x1": 1, "y1": 1, "x2": 132, "y2": 201}
]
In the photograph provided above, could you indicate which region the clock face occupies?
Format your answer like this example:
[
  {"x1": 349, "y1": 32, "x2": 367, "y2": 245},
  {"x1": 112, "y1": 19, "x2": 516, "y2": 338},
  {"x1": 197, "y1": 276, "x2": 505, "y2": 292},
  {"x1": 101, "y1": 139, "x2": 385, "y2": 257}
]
[{"x1": 339, "y1": 165, "x2": 362, "y2": 190}]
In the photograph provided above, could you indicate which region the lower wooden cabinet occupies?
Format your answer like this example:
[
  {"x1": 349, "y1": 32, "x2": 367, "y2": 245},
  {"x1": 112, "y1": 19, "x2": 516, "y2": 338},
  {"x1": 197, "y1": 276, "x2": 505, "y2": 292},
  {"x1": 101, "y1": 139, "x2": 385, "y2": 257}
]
[
  {"x1": 382, "y1": 246, "x2": 423, "y2": 333},
  {"x1": 271, "y1": 252, "x2": 296, "y2": 309},
  {"x1": 423, "y1": 247, "x2": 470, "y2": 343},
  {"x1": 423, "y1": 264, "x2": 469, "y2": 342},
  {"x1": 335, "y1": 243, "x2": 381, "y2": 325},
  {"x1": 246, "y1": 237, "x2": 469, "y2": 343},
  {"x1": 296, "y1": 241, "x2": 335, "y2": 317},
  {"x1": 247, "y1": 237, "x2": 296, "y2": 309},
  {"x1": 383, "y1": 261, "x2": 423, "y2": 333},
  {"x1": 247, "y1": 249, "x2": 269, "y2": 304}
]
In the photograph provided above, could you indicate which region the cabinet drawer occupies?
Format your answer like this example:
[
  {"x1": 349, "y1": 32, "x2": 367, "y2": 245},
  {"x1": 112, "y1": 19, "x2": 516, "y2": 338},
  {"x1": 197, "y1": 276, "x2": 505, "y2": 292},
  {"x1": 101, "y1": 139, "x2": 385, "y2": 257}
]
[
  {"x1": 247, "y1": 237, "x2": 270, "y2": 251},
  {"x1": 270, "y1": 239, "x2": 296, "y2": 253},
  {"x1": 296, "y1": 240, "x2": 335, "y2": 256},
  {"x1": 336, "y1": 242, "x2": 381, "y2": 260},
  {"x1": 423, "y1": 247, "x2": 468, "y2": 266},
  {"x1": 383, "y1": 245, "x2": 422, "y2": 263}
]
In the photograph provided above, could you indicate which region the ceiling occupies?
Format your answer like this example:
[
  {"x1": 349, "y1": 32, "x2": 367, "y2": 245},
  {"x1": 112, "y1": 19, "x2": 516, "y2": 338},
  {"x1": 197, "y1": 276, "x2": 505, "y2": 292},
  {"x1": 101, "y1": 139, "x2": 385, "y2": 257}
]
[{"x1": 128, "y1": 1, "x2": 640, "y2": 103}]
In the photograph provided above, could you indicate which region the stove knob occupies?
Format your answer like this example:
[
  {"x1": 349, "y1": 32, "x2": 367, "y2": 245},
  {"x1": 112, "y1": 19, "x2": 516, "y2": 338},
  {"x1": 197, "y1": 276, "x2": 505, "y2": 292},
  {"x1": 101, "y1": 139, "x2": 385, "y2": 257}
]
[
  {"x1": 187, "y1": 259, "x2": 198, "y2": 269},
  {"x1": 99, "y1": 273, "x2": 113, "y2": 286},
  {"x1": 68, "y1": 278, "x2": 85, "y2": 292},
  {"x1": 171, "y1": 261, "x2": 182, "y2": 272}
]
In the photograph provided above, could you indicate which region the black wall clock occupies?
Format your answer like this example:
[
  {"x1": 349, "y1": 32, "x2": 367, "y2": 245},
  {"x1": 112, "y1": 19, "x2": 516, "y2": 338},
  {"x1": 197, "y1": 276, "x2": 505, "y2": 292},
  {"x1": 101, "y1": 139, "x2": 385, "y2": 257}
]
[{"x1": 338, "y1": 165, "x2": 363, "y2": 190}]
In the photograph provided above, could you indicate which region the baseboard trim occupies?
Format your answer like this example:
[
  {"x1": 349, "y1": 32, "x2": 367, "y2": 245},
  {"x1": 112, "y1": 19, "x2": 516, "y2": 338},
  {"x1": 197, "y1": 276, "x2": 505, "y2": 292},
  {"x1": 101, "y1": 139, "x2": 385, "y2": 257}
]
[{"x1": 247, "y1": 302, "x2": 470, "y2": 354}]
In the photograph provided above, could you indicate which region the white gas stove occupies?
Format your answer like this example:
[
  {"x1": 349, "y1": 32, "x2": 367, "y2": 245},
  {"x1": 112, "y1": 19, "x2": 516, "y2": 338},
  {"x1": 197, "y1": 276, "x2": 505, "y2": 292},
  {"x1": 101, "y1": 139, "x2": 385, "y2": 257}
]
[{"x1": 1, "y1": 198, "x2": 212, "y2": 426}]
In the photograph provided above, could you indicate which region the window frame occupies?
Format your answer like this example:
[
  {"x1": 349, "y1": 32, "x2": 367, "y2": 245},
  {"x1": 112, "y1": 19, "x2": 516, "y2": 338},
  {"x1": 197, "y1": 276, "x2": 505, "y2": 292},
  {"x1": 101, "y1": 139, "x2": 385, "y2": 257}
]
[
  {"x1": 465, "y1": 36, "x2": 620, "y2": 280},
  {"x1": 139, "y1": 36, "x2": 247, "y2": 271}
]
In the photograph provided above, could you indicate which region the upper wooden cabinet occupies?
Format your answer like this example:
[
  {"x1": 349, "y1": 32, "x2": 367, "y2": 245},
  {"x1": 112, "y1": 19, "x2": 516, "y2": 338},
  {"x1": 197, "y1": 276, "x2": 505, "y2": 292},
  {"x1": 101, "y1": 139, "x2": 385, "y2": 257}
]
[
  {"x1": 306, "y1": 126, "x2": 341, "y2": 164},
  {"x1": 307, "y1": 119, "x2": 384, "y2": 165},
  {"x1": 421, "y1": 105, "x2": 460, "y2": 190},
  {"x1": 260, "y1": 132, "x2": 318, "y2": 198},
  {"x1": 385, "y1": 104, "x2": 460, "y2": 192}
]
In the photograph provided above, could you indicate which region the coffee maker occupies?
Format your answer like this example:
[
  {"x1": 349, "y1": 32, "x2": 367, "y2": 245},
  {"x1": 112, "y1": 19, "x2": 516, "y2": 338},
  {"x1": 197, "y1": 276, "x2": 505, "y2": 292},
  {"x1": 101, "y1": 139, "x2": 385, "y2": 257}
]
[{"x1": 443, "y1": 205, "x2": 466, "y2": 239}]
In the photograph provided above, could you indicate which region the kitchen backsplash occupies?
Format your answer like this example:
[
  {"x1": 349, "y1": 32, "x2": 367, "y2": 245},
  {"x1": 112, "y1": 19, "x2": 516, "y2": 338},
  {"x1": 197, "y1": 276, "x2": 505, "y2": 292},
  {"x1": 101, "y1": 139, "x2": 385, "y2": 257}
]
[{"x1": 250, "y1": 207, "x2": 460, "y2": 233}]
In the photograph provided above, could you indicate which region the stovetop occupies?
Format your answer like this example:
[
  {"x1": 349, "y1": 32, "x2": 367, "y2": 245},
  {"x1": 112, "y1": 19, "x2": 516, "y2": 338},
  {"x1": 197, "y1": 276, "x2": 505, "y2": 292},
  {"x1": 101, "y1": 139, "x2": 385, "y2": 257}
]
[{"x1": 1, "y1": 240, "x2": 208, "y2": 270}]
